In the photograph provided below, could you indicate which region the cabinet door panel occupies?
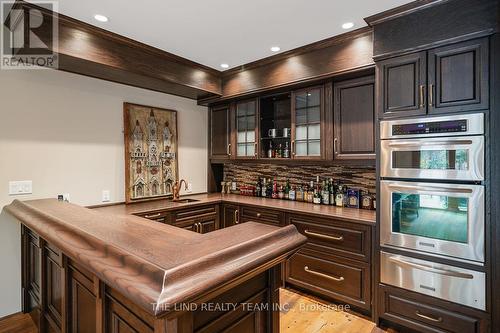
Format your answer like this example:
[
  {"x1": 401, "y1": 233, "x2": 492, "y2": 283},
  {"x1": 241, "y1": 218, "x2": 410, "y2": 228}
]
[
  {"x1": 68, "y1": 266, "x2": 97, "y2": 333},
  {"x1": 378, "y1": 51, "x2": 427, "y2": 118},
  {"x1": 428, "y1": 38, "x2": 489, "y2": 114},
  {"x1": 334, "y1": 76, "x2": 375, "y2": 159},
  {"x1": 210, "y1": 106, "x2": 231, "y2": 159},
  {"x1": 199, "y1": 217, "x2": 218, "y2": 234},
  {"x1": 222, "y1": 204, "x2": 239, "y2": 228},
  {"x1": 106, "y1": 295, "x2": 154, "y2": 333},
  {"x1": 235, "y1": 99, "x2": 258, "y2": 159},
  {"x1": 45, "y1": 252, "x2": 63, "y2": 328}
]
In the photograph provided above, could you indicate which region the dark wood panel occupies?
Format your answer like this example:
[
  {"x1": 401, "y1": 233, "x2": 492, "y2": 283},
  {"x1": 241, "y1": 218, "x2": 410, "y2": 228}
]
[
  {"x1": 378, "y1": 284, "x2": 489, "y2": 333},
  {"x1": 106, "y1": 294, "x2": 154, "y2": 333},
  {"x1": 222, "y1": 204, "x2": 239, "y2": 228},
  {"x1": 370, "y1": 0, "x2": 497, "y2": 59},
  {"x1": 288, "y1": 214, "x2": 371, "y2": 262},
  {"x1": 210, "y1": 106, "x2": 231, "y2": 159},
  {"x1": 45, "y1": 249, "x2": 63, "y2": 329},
  {"x1": 68, "y1": 265, "x2": 97, "y2": 333},
  {"x1": 377, "y1": 51, "x2": 427, "y2": 118},
  {"x1": 334, "y1": 76, "x2": 375, "y2": 159},
  {"x1": 240, "y1": 205, "x2": 285, "y2": 226},
  {"x1": 8, "y1": 1, "x2": 221, "y2": 100},
  {"x1": 286, "y1": 252, "x2": 371, "y2": 310},
  {"x1": 428, "y1": 37, "x2": 489, "y2": 114},
  {"x1": 217, "y1": 29, "x2": 374, "y2": 101}
]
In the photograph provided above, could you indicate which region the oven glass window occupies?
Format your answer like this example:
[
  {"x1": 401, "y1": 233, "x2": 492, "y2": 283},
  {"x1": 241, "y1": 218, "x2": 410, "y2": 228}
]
[
  {"x1": 392, "y1": 149, "x2": 468, "y2": 170},
  {"x1": 392, "y1": 193, "x2": 468, "y2": 243}
]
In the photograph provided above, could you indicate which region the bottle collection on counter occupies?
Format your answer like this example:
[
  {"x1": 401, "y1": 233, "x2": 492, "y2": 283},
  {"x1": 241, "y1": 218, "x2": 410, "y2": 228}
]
[{"x1": 221, "y1": 176, "x2": 376, "y2": 210}]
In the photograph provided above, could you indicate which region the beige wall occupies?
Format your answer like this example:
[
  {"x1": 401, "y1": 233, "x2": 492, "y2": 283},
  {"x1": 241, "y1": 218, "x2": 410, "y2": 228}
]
[{"x1": 0, "y1": 69, "x2": 208, "y2": 317}]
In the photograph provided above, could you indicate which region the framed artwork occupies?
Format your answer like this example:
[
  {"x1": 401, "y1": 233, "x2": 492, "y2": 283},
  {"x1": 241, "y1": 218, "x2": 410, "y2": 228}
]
[{"x1": 124, "y1": 103, "x2": 178, "y2": 203}]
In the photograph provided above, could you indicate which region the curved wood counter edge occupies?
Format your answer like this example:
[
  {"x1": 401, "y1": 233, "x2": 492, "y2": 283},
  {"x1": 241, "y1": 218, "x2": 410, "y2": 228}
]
[{"x1": 4, "y1": 199, "x2": 307, "y2": 318}]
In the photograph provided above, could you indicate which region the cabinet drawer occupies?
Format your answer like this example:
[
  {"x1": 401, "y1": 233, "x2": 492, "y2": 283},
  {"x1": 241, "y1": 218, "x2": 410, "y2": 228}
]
[
  {"x1": 173, "y1": 205, "x2": 218, "y2": 222},
  {"x1": 381, "y1": 288, "x2": 482, "y2": 333},
  {"x1": 240, "y1": 206, "x2": 284, "y2": 226},
  {"x1": 136, "y1": 210, "x2": 170, "y2": 223},
  {"x1": 289, "y1": 215, "x2": 370, "y2": 262},
  {"x1": 286, "y1": 252, "x2": 370, "y2": 309}
]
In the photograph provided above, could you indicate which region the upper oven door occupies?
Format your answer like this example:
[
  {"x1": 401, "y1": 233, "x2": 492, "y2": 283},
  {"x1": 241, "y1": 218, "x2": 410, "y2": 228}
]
[
  {"x1": 381, "y1": 136, "x2": 484, "y2": 181},
  {"x1": 380, "y1": 180, "x2": 485, "y2": 263}
]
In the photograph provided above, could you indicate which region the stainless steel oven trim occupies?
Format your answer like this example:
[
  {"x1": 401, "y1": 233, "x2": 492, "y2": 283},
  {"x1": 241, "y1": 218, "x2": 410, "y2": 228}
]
[
  {"x1": 381, "y1": 136, "x2": 484, "y2": 181},
  {"x1": 380, "y1": 252, "x2": 486, "y2": 310},
  {"x1": 380, "y1": 113, "x2": 484, "y2": 139},
  {"x1": 380, "y1": 180, "x2": 485, "y2": 263}
]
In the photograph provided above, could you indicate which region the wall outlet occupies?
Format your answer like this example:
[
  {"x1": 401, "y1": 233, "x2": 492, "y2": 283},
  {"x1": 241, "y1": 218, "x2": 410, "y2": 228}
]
[
  {"x1": 9, "y1": 180, "x2": 32, "y2": 195},
  {"x1": 102, "y1": 190, "x2": 110, "y2": 202},
  {"x1": 187, "y1": 183, "x2": 193, "y2": 193}
]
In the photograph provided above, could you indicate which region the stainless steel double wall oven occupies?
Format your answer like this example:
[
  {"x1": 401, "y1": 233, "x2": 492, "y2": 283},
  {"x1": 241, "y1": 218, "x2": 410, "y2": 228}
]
[{"x1": 379, "y1": 113, "x2": 486, "y2": 310}]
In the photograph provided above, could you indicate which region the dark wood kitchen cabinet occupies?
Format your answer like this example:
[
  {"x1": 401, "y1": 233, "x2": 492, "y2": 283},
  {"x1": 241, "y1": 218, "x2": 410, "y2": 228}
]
[
  {"x1": 233, "y1": 99, "x2": 258, "y2": 159},
  {"x1": 22, "y1": 226, "x2": 43, "y2": 327},
  {"x1": 377, "y1": 51, "x2": 427, "y2": 118},
  {"x1": 378, "y1": 37, "x2": 489, "y2": 118},
  {"x1": 44, "y1": 244, "x2": 64, "y2": 332},
  {"x1": 428, "y1": 38, "x2": 489, "y2": 114},
  {"x1": 172, "y1": 204, "x2": 220, "y2": 234},
  {"x1": 285, "y1": 214, "x2": 372, "y2": 311},
  {"x1": 210, "y1": 105, "x2": 232, "y2": 159},
  {"x1": 222, "y1": 204, "x2": 239, "y2": 227},
  {"x1": 67, "y1": 263, "x2": 98, "y2": 333},
  {"x1": 333, "y1": 76, "x2": 375, "y2": 159}
]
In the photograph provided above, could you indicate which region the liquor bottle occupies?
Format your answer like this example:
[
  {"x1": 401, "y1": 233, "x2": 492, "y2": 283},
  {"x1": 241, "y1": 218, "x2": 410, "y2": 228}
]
[
  {"x1": 272, "y1": 179, "x2": 278, "y2": 199},
  {"x1": 296, "y1": 185, "x2": 304, "y2": 201},
  {"x1": 267, "y1": 142, "x2": 273, "y2": 158},
  {"x1": 284, "y1": 179, "x2": 291, "y2": 199},
  {"x1": 277, "y1": 144, "x2": 283, "y2": 158},
  {"x1": 283, "y1": 141, "x2": 290, "y2": 158},
  {"x1": 255, "y1": 178, "x2": 261, "y2": 197},
  {"x1": 321, "y1": 180, "x2": 329, "y2": 205},
  {"x1": 278, "y1": 185, "x2": 284, "y2": 199},
  {"x1": 307, "y1": 181, "x2": 314, "y2": 203},
  {"x1": 335, "y1": 184, "x2": 344, "y2": 207},
  {"x1": 329, "y1": 178, "x2": 336, "y2": 205},
  {"x1": 313, "y1": 187, "x2": 321, "y2": 205},
  {"x1": 289, "y1": 186, "x2": 296, "y2": 201}
]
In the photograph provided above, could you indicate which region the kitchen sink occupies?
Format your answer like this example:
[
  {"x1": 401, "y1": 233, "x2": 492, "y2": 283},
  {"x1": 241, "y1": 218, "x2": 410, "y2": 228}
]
[{"x1": 174, "y1": 199, "x2": 200, "y2": 203}]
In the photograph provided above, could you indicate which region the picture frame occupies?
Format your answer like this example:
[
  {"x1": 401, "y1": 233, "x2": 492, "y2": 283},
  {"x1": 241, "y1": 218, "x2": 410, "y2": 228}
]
[{"x1": 123, "y1": 102, "x2": 178, "y2": 203}]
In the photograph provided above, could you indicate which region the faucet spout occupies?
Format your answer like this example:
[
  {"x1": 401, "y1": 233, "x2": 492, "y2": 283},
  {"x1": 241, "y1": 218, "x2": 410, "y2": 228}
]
[{"x1": 173, "y1": 179, "x2": 188, "y2": 201}]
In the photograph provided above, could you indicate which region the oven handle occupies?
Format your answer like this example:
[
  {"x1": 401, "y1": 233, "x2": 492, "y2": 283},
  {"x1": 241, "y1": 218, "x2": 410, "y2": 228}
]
[
  {"x1": 387, "y1": 184, "x2": 473, "y2": 194},
  {"x1": 387, "y1": 140, "x2": 473, "y2": 147},
  {"x1": 388, "y1": 256, "x2": 474, "y2": 279}
]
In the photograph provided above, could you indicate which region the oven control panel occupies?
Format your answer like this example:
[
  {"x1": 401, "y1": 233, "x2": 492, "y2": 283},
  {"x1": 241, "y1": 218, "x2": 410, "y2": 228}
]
[{"x1": 392, "y1": 119, "x2": 467, "y2": 136}]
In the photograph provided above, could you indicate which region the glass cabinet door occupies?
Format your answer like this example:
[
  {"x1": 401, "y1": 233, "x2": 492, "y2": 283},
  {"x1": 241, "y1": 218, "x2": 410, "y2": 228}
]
[
  {"x1": 236, "y1": 100, "x2": 257, "y2": 157},
  {"x1": 293, "y1": 88, "x2": 322, "y2": 158}
]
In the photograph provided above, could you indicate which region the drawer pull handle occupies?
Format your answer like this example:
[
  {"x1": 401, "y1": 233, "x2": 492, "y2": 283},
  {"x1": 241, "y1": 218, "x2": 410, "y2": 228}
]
[
  {"x1": 256, "y1": 213, "x2": 261, "y2": 218},
  {"x1": 388, "y1": 256, "x2": 474, "y2": 279},
  {"x1": 304, "y1": 230, "x2": 343, "y2": 241},
  {"x1": 415, "y1": 311, "x2": 443, "y2": 323},
  {"x1": 144, "y1": 213, "x2": 161, "y2": 219},
  {"x1": 304, "y1": 266, "x2": 344, "y2": 282},
  {"x1": 234, "y1": 210, "x2": 239, "y2": 224}
]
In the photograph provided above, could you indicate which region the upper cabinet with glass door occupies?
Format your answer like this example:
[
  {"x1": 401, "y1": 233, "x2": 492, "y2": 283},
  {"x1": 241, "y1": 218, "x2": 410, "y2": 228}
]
[
  {"x1": 292, "y1": 87, "x2": 324, "y2": 159},
  {"x1": 235, "y1": 99, "x2": 257, "y2": 158}
]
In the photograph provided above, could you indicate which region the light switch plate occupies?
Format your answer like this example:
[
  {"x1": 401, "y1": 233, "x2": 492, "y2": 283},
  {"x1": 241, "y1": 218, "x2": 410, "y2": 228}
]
[{"x1": 9, "y1": 180, "x2": 32, "y2": 195}]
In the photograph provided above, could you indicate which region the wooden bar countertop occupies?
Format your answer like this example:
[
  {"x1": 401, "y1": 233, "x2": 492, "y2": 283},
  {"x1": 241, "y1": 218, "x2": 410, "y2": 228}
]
[
  {"x1": 4, "y1": 199, "x2": 307, "y2": 317},
  {"x1": 93, "y1": 193, "x2": 376, "y2": 225}
]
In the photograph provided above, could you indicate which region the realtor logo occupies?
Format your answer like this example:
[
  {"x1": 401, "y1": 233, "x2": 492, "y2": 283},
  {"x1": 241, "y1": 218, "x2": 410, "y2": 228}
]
[{"x1": 1, "y1": 0, "x2": 58, "y2": 69}]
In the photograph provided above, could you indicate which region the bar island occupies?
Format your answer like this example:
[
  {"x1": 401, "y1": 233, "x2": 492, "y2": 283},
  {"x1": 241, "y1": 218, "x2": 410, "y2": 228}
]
[{"x1": 4, "y1": 199, "x2": 307, "y2": 333}]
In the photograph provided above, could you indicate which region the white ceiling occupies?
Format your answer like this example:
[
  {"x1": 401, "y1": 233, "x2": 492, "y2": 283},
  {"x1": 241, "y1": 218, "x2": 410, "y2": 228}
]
[{"x1": 47, "y1": 0, "x2": 414, "y2": 70}]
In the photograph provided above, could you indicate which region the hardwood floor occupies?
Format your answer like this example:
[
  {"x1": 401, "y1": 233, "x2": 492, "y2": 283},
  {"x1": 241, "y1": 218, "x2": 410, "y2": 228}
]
[
  {"x1": 280, "y1": 289, "x2": 389, "y2": 333},
  {"x1": 0, "y1": 289, "x2": 389, "y2": 333},
  {"x1": 0, "y1": 312, "x2": 36, "y2": 333}
]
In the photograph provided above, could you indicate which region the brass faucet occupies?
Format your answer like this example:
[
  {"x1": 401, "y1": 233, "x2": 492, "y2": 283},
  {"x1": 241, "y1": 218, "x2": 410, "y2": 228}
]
[{"x1": 172, "y1": 179, "x2": 188, "y2": 201}]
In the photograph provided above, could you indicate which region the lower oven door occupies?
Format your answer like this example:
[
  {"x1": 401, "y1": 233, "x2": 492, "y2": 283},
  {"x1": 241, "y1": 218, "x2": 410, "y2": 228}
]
[
  {"x1": 381, "y1": 180, "x2": 484, "y2": 263},
  {"x1": 380, "y1": 252, "x2": 485, "y2": 310},
  {"x1": 380, "y1": 136, "x2": 484, "y2": 181}
]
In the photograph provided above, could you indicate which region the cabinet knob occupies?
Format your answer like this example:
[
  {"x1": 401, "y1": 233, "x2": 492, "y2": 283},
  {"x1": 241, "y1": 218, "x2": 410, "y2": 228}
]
[{"x1": 256, "y1": 213, "x2": 261, "y2": 218}]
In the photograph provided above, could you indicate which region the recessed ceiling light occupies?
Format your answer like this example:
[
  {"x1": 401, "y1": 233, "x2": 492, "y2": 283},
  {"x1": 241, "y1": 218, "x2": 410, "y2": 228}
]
[
  {"x1": 220, "y1": 63, "x2": 229, "y2": 69},
  {"x1": 270, "y1": 46, "x2": 281, "y2": 52},
  {"x1": 94, "y1": 14, "x2": 109, "y2": 22},
  {"x1": 342, "y1": 22, "x2": 354, "y2": 29}
]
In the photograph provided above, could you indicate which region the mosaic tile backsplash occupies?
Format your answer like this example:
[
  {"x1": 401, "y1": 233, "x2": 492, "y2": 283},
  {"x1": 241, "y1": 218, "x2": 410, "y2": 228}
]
[{"x1": 223, "y1": 163, "x2": 376, "y2": 193}]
